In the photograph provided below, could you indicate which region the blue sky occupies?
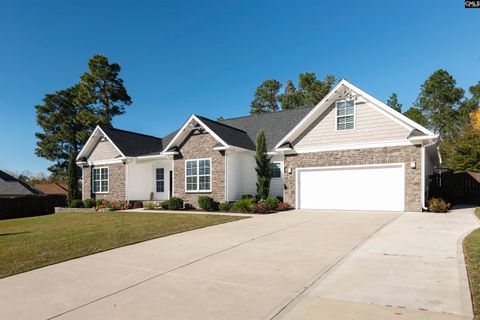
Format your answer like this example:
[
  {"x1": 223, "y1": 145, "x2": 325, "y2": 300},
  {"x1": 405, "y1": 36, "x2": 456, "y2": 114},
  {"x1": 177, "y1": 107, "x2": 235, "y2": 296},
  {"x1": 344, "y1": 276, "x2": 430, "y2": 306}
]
[{"x1": 0, "y1": 0, "x2": 479, "y2": 175}]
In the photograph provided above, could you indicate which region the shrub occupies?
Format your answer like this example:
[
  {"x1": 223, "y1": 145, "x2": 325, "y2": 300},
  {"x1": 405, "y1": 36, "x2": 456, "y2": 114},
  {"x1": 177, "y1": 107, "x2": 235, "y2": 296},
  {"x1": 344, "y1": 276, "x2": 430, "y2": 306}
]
[
  {"x1": 198, "y1": 196, "x2": 217, "y2": 211},
  {"x1": 219, "y1": 201, "x2": 232, "y2": 211},
  {"x1": 252, "y1": 201, "x2": 270, "y2": 214},
  {"x1": 266, "y1": 197, "x2": 280, "y2": 210},
  {"x1": 83, "y1": 198, "x2": 96, "y2": 208},
  {"x1": 233, "y1": 198, "x2": 254, "y2": 213},
  {"x1": 276, "y1": 196, "x2": 284, "y2": 202},
  {"x1": 277, "y1": 202, "x2": 292, "y2": 211},
  {"x1": 168, "y1": 197, "x2": 184, "y2": 210},
  {"x1": 95, "y1": 199, "x2": 103, "y2": 206},
  {"x1": 428, "y1": 198, "x2": 450, "y2": 213},
  {"x1": 143, "y1": 201, "x2": 156, "y2": 210},
  {"x1": 68, "y1": 199, "x2": 84, "y2": 208},
  {"x1": 110, "y1": 200, "x2": 129, "y2": 210},
  {"x1": 160, "y1": 200, "x2": 170, "y2": 209},
  {"x1": 241, "y1": 194, "x2": 254, "y2": 200},
  {"x1": 184, "y1": 203, "x2": 195, "y2": 210}
]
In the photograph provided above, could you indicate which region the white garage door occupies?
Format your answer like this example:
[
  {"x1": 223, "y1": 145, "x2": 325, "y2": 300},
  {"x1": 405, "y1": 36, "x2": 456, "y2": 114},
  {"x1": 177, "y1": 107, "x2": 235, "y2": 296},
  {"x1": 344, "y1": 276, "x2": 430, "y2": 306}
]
[{"x1": 298, "y1": 164, "x2": 404, "y2": 211}]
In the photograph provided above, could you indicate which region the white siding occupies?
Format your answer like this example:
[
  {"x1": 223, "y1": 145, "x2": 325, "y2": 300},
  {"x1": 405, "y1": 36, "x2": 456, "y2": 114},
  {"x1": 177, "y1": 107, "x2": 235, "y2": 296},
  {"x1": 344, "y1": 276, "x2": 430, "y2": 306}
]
[
  {"x1": 226, "y1": 152, "x2": 284, "y2": 201},
  {"x1": 88, "y1": 140, "x2": 121, "y2": 161},
  {"x1": 270, "y1": 155, "x2": 284, "y2": 199},
  {"x1": 226, "y1": 151, "x2": 256, "y2": 201},
  {"x1": 293, "y1": 98, "x2": 410, "y2": 150},
  {"x1": 126, "y1": 159, "x2": 172, "y2": 201}
]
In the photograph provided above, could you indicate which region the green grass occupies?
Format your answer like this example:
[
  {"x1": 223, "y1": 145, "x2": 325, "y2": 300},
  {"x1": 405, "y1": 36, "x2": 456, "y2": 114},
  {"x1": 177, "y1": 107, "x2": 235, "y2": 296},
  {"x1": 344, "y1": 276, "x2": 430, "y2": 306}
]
[
  {"x1": 464, "y1": 208, "x2": 480, "y2": 319},
  {"x1": 0, "y1": 211, "x2": 246, "y2": 279}
]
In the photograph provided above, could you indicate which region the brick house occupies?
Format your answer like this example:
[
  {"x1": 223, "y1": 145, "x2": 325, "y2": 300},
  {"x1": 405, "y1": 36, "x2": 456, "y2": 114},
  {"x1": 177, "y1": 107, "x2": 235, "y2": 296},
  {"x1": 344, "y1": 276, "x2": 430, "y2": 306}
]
[{"x1": 77, "y1": 80, "x2": 440, "y2": 212}]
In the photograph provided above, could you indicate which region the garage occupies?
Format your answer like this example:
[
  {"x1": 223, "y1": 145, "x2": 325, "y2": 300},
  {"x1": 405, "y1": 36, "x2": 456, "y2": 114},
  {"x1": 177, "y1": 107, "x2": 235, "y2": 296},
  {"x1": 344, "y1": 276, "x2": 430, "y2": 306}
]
[{"x1": 297, "y1": 164, "x2": 405, "y2": 211}]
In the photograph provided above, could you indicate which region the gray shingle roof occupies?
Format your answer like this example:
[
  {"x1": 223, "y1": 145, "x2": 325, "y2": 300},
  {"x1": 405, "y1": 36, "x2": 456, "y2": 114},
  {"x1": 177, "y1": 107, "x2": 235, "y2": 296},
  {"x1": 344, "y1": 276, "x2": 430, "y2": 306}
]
[
  {"x1": 195, "y1": 115, "x2": 256, "y2": 150},
  {"x1": 219, "y1": 107, "x2": 314, "y2": 150},
  {"x1": 100, "y1": 126, "x2": 164, "y2": 157},
  {"x1": 94, "y1": 107, "x2": 313, "y2": 156},
  {"x1": 0, "y1": 170, "x2": 41, "y2": 195}
]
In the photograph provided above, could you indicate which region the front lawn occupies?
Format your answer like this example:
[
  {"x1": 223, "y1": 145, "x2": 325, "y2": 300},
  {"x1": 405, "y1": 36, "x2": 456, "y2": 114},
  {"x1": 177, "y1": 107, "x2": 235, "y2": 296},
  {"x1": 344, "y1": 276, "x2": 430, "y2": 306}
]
[
  {"x1": 0, "y1": 211, "x2": 246, "y2": 278},
  {"x1": 464, "y1": 208, "x2": 480, "y2": 319}
]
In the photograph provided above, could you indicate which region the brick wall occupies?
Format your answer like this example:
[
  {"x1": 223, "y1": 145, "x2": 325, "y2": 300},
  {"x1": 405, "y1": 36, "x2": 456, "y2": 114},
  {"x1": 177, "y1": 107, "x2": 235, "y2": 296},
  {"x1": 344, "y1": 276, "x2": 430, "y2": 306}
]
[
  {"x1": 284, "y1": 145, "x2": 422, "y2": 212},
  {"x1": 81, "y1": 163, "x2": 126, "y2": 201},
  {"x1": 174, "y1": 131, "x2": 225, "y2": 206}
]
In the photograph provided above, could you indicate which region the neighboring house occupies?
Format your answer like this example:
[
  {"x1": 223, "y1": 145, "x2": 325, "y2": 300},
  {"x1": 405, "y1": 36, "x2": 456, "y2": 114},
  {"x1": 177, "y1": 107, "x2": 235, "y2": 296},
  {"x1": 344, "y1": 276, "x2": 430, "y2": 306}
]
[
  {"x1": 77, "y1": 80, "x2": 440, "y2": 212},
  {"x1": 0, "y1": 170, "x2": 41, "y2": 195},
  {"x1": 33, "y1": 182, "x2": 68, "y2": 195}
]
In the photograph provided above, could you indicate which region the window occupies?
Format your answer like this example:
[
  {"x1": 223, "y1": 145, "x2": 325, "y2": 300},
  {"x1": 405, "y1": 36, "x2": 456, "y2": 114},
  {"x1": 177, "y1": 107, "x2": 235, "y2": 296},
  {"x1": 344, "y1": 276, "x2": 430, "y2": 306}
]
[
  {"x1": 156, "y1": 168, "x2": 164, "y2": 192},
  {"x1": 186, "y1": 159, "x2": 211, "y2": 192},
  {"x1": 269, "y1": 162, "x2": 281, "y2": 178},
  {"x1": 336, "y1": 100, "x2": 355, "y2": 131},
  {"x1": 92, "y1": 167, "x2": 108, "y2": 193}
]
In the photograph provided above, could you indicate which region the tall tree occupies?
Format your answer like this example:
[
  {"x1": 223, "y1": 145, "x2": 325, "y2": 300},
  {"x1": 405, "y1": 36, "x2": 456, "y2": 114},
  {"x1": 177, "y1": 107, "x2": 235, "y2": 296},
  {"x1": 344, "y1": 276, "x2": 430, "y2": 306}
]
[
  {"x1": 278, "y1": 80, "x2": 302, "y2": 110},
  {"x1": 255, "y1": 130, "x2": 271, "y2": 200},
  {"x1": 250, "y1": 80, "x2": 282, "y2": 114},
  {"x1": 35, "y1": 86, "x2": 89, "y2": 180},
  {"x1": 415, "y1": 69, "x2": 464, "y2": 138},
  {"x1": 442, "y1": 108, "x2": 480, "y2": 172},
  {"x1": 77, "y1": 55, "x2": 132, "y2": 126},
  {"x1": 458, "y1": 81, "x2": 480, "y2": 124},
  {"x1": 387, "y1": 93, "x2": 402, "y2": 112},
  {"x1": 403, "y1": 107, "x2": 428, "y2": 127},
  {"x1": 297, "y1": 73, "x2": 336, "y2": 107}
]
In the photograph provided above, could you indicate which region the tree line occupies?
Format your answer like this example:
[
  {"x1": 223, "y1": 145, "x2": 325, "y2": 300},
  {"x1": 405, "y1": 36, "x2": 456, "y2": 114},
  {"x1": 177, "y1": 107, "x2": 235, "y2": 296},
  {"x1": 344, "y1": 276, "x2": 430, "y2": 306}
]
[
  {"x1": 35, "y1": 55, "x2": 132, "y2": 201},
  {"x1": 249, "y1": 69, "x2": 480, "y2": 172}
]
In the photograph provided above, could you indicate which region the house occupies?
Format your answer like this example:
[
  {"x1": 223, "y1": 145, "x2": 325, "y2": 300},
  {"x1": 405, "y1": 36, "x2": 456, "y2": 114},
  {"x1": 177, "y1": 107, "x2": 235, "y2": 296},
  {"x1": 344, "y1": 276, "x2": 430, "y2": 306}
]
[
  {"x1": 33, "y1": 182, "x2": 68, "y2": 196},
  {"x1": 0, "y1": 170, "x2": 41, "y2": 195},
  {"x1": 76, "y1": 80, "x2": 440, "y2": 212}
]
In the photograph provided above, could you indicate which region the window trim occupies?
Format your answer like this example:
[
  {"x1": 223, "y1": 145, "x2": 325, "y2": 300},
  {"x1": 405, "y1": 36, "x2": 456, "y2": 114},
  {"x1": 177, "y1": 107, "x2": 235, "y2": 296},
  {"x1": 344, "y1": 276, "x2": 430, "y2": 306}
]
[
  {"x1": 335, "y1": 100, "x2": 356, "y2": 132},
  {"x1": 185, "y1": 158, "x2": 212, "y2": 193},
  {"x1": 155, "y1": 167, "x2": 165, "y2": 193},
  {"x1": 92, "y1": 166, "x2": 109, "y2": 194},
  {"x1": 269, "y1": 162, "x2": 282, "y2": 179}
]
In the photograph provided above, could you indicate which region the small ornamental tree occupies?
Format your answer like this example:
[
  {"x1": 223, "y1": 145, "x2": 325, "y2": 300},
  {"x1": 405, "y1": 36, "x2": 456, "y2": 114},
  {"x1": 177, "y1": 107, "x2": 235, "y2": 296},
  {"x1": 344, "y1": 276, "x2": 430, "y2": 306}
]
[{"x1": 255, "y1": 130, "x2": 271, "y2": 200}]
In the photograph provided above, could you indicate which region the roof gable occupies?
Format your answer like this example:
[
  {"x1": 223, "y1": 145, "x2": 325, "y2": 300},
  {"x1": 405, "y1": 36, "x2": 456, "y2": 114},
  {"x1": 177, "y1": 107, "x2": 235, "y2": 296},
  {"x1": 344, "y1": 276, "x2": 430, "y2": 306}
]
[{"x1": 274, "y1": 79, "x2": 435, "y2": 150}]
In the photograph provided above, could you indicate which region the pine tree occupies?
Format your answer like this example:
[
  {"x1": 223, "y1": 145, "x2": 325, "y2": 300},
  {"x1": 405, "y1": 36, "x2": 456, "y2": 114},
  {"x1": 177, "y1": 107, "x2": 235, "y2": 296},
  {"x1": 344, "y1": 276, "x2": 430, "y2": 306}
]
[
  {"x1": 250, "y1": 80, "x2": 282, "y2": 114},
  {"x1": 387, "y1": 93, "x2": 402, "y2": 112},
  {"x1": 255, "y1": 130, "x2": 271, "y2": 199}
]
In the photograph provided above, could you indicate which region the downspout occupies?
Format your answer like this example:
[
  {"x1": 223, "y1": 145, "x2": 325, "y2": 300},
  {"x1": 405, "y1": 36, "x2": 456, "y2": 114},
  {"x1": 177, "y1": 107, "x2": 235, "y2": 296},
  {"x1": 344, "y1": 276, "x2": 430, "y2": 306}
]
[
  {"x1": 421, "y1": 140, "x2": 438, "y2": 210},
  {"x1": 125, "y1": 160, "x2": 129, "y2": 203},
  {"x1": 224, "y1": 151, "x2": 228, "y2": 202}
]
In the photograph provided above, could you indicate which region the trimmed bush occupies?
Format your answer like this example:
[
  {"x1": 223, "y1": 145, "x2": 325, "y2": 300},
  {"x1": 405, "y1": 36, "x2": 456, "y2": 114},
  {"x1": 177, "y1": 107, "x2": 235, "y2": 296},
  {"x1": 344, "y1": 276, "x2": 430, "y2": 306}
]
[
  {"x1": 168, "y1": 197, "x2": 184, "y2": 210},
  {"x1": 160, "y1": 200, "x2": 170, "y2": 209},
  {"x1": 95, "y1": 199, "x2": 103, "y2": 206},
  {"x1": 252, "y1": 201, "x2": 269, "y2": 214},
  {"x1": 68, "y1": 199, "x2": 84, "y2": 208},
  {"x1": 219, "y1": 201, "x2": 232, "y2": 211},
  {"x1": 277, "y1": 202, "x2": 292, "y2": 211},
  {"x1": 184, "y1": 203, "x2": 195, "y2": 210},
  {"x1": 198, "y1": 196, "x2": 217, "y2": 211},
  {"x1": 83, "y1": 198, "x2": 96, "y2": 208},
  {"x1": 241, "y1": 194, "x2": 254, "y2": 200},
  {"x1": 233, "y1": 198, "x2": 254, "y2": 213},
  {"x1": 276, "y1": 196, "x2": 284, "y2": 202},
  {"x1": 143, "y1": 202, "x2": 156, "y2": 210},
  {"x1": 428, "y1": 198, "x2": 450, "y2": 213},
  {"x1": 266, "y1": 197, "x2": 280, "y2": 210}
]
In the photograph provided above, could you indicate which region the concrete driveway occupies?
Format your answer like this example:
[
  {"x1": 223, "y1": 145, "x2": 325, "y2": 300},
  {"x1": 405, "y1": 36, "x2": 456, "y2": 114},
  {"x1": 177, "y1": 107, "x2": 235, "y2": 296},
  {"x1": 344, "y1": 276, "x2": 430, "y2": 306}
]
[{"x1": 0, "y1": 208, "x2": 476, "y2": 320}]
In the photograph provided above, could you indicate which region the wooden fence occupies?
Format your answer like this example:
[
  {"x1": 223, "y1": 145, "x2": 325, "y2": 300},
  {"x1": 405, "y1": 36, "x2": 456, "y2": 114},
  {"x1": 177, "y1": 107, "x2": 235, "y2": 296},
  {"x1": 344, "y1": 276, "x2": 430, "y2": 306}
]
[
  {"x1": 428, "y1": 172, "x2": 480, "y2": 205},
  {"x1": 0, "y1": 194, "x2": 67, "y2": 220}
]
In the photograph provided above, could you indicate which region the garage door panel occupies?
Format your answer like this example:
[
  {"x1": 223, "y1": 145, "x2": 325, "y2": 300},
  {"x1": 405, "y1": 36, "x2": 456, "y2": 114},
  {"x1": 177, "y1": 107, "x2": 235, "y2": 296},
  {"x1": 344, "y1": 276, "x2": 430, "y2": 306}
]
[{"x1": 298, "y1": 165, "x2": 404, "y2": 211}]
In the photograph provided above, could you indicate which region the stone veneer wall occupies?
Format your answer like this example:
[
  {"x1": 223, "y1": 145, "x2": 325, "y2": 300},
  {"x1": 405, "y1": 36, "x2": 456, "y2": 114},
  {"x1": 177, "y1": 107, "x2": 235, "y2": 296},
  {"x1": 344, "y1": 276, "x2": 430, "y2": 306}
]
[
  {"x1": 173, "y1": 131, "x2": 225, "y2": 206},
  {"x1": 284, "y1": 145, "x2": 422, "y2": 212},
  {"x1": 81, "y1": 163, "x2": 126, "y2": 201}
]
